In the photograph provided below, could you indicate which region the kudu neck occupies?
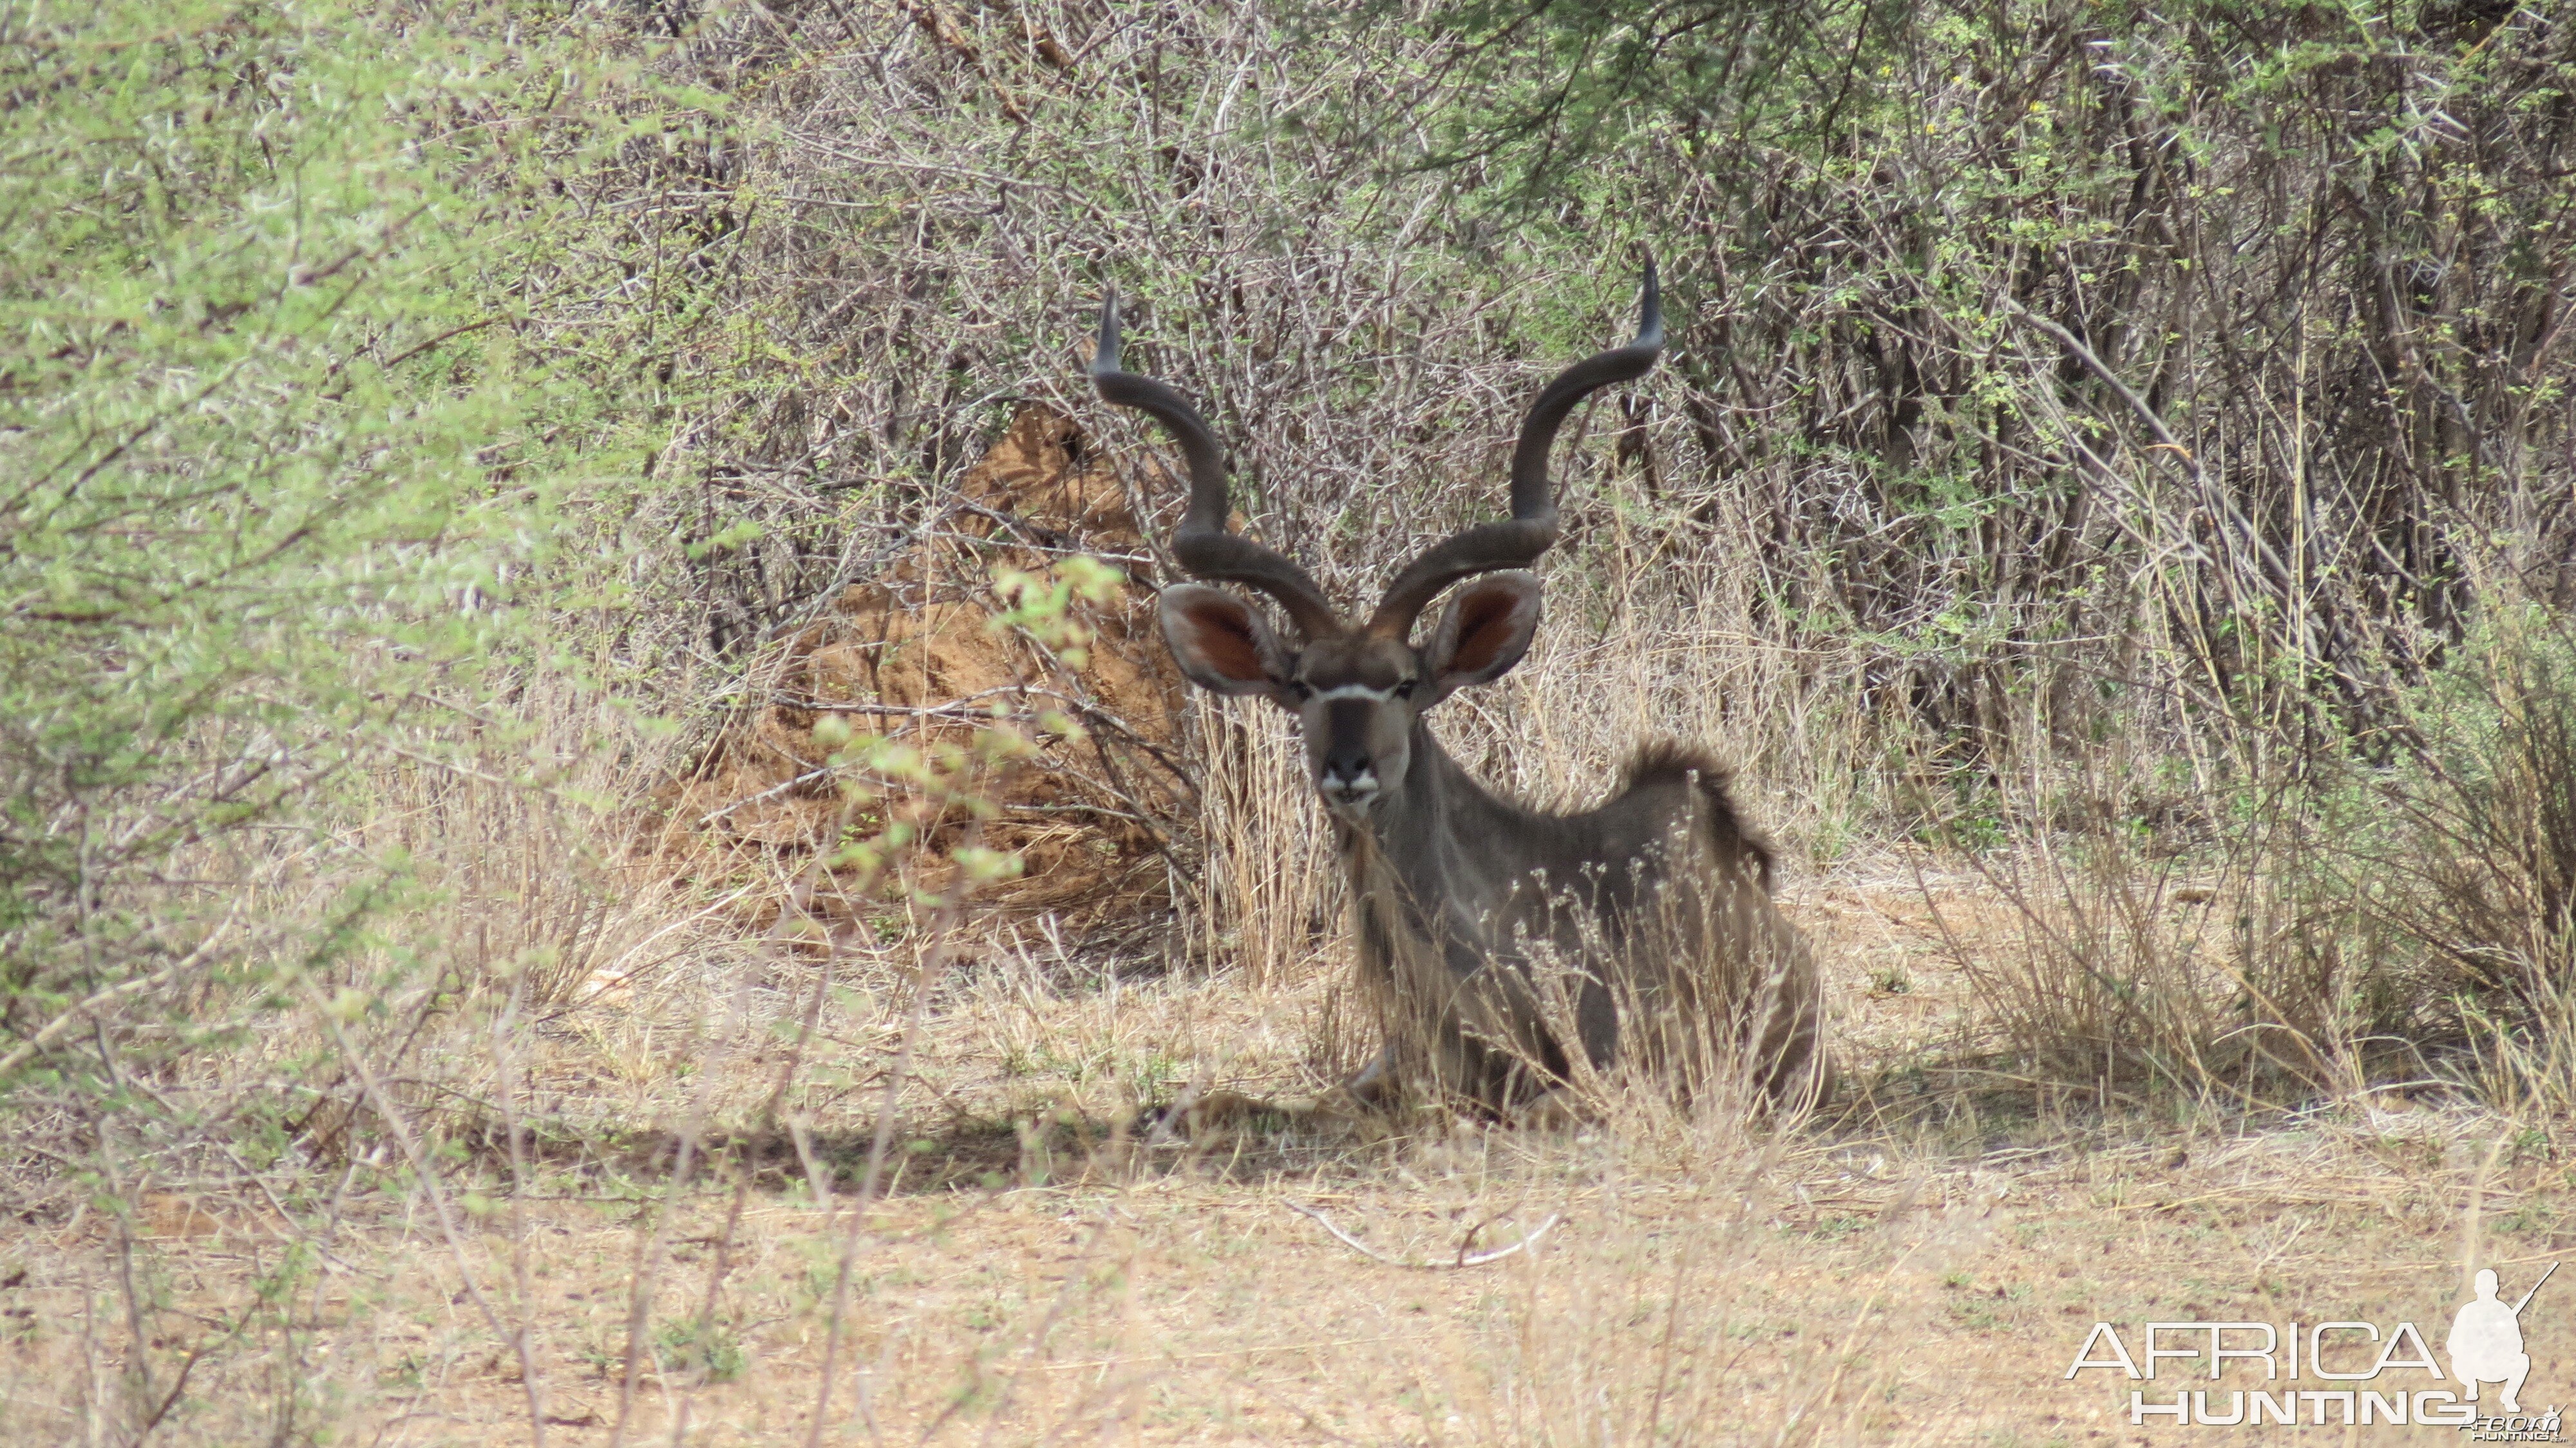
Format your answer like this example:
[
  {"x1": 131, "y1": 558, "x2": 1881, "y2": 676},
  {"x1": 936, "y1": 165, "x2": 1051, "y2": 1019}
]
[{"x1": 1343, "y1": 718, "x2": 1519, "y2": 862}]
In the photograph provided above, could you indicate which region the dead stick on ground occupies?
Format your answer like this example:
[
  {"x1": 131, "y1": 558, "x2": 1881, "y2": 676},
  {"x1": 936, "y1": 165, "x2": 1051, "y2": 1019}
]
[{"x1": 1284, "y1": 1202, "x2": 1562, "y2": 1269}]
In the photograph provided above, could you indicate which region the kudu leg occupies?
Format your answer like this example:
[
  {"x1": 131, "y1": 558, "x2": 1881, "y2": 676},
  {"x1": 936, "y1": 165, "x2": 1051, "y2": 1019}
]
[{"x1": 1343, "y1": 1044, "x2": 1399, "y2": 1109}]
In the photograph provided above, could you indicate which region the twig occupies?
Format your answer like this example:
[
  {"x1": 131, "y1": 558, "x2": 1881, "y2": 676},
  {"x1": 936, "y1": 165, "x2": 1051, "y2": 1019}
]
[
  {"x1": 605, "y1": 976, "x2": 755, "y2": 1448},
  {"x1": 0, "y1": 909, "x2": 242, "y2": 1080},
  {"x1": 806, "y1": 872, "x2": 975, "y2": 1445},
  {"x1": 301, "y1": 978, "x2": 538, "y2": 1424},
  {"x1": 696, "y1": 766, "x2": 834, "y2": 826},
  {"x1": 1282, "y1": 1202, "x2": 1562, "y2": 1269}
]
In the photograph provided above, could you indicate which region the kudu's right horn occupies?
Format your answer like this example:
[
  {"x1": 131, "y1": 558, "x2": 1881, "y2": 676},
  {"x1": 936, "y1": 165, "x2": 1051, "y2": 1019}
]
[{"x1": 1088, "y1": 291, "x2": 1345, "y2": 640}]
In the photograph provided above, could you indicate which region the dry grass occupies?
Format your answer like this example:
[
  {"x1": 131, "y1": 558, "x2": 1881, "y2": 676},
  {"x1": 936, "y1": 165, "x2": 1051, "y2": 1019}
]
[{"x1": 7, "y1": 854, "x2": 2573, "y2": 1445}]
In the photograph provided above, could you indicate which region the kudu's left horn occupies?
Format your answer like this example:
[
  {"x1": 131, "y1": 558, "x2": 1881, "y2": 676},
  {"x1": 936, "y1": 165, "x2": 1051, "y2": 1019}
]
[{"x1": 1365, "y1": 258, "x2": 1664, "y2": 640}]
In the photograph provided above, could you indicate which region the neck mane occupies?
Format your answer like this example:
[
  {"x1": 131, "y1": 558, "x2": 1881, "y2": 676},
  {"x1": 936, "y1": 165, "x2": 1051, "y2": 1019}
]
[{"x1": 1340, "y1": 721, "x2": 1556, "y2": 912}]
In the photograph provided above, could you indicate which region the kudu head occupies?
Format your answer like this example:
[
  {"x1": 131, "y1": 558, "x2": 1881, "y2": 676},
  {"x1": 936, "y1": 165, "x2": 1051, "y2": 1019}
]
[{"x1": 1089, "y1": 265, "x2": 1663, "y2": 820}]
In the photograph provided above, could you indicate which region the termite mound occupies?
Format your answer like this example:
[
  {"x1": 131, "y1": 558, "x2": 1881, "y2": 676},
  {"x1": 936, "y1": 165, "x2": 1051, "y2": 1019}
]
[{"x1": 661, "y1": 403, "x2": 1193, "y2": 948}]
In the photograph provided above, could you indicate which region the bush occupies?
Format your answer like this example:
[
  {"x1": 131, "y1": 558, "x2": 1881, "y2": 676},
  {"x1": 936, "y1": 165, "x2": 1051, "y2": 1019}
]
[
  {"x1": 2317, "y1": 611, "x2": 2576, "y2": 1101},
  {"x1": 0, "y1": 1, "x2": 692, "y2": 1067}
]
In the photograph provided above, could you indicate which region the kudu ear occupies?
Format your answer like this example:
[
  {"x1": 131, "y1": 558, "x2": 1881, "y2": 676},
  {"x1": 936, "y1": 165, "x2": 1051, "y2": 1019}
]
[
  {"x1": 1425, "y1": 571, "x2": 1541, "y2": 703},
  {"x1": 1157, "y1": 584, "x2": 1296, "y2": 705}
]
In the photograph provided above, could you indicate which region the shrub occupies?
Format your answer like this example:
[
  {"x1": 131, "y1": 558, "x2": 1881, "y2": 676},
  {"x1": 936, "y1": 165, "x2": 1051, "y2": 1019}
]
[{"x1": 0, "y1": 0, "x2": 689, "y2": 1069}]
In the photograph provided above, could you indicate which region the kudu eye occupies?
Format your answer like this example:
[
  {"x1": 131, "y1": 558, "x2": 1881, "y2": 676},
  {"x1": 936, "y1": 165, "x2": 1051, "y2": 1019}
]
[{"x1": 1394, "y1": 678, "x2": 1419, "y2": 700}]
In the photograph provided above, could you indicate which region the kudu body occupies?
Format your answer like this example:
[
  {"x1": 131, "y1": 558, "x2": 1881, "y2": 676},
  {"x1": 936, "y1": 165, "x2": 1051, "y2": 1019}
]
[{"x1": 1089, "y1": 265, "x2": 1828, "y2": 1114}]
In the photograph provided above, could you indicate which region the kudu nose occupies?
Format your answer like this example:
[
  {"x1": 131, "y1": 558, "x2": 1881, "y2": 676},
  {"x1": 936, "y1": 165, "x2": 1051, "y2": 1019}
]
[
  {"x1": 1319, "y1": 743, "x2": 1379, "y2": 806},
  {"x1": 1321, "y1": 743, "x2": 1372, "y2": 785}
]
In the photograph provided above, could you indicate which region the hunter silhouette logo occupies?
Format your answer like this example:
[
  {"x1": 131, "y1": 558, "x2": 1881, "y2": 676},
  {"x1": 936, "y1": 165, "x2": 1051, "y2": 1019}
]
[
  {"x1": 2065, "y1": 1261, "x2": 2562, "y2": 1434},
  {"x1": 2452, "y1": 1264, "x2": 2553, "y2": 1415}
]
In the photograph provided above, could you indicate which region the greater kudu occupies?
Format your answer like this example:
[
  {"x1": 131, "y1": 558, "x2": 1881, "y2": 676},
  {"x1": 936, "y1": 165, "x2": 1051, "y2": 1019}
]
[{"x1": 1088, "y1": 264, "x2": 1828, "y2": 1116}]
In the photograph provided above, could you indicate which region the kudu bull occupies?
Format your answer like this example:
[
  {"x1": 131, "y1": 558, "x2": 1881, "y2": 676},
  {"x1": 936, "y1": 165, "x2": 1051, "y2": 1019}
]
[{"x1": 1088, "y1": 264, "x2": 1828, "y2": 1116}]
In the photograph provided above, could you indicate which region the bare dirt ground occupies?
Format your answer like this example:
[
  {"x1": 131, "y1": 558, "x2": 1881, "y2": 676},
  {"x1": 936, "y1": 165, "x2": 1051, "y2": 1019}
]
[{"x1": 6, "y1": 862, "x2": 2570, "y2": 1445}]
